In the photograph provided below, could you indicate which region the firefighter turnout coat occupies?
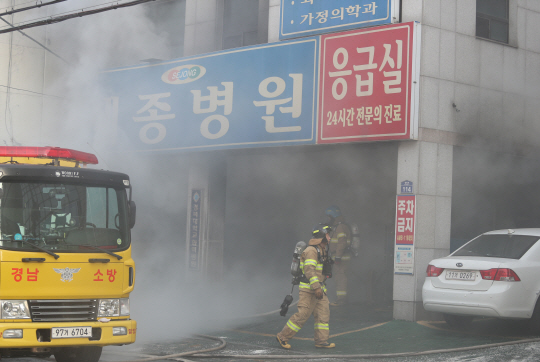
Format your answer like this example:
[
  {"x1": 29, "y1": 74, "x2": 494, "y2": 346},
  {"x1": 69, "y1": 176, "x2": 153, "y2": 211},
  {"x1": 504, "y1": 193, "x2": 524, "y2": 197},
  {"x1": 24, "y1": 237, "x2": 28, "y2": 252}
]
[
  {"x1": 329, "y1": 216, "x2": 351, "y2": 302},
  {"x1": 277, "y1": 238, "x2": 330, "y2": 345}
]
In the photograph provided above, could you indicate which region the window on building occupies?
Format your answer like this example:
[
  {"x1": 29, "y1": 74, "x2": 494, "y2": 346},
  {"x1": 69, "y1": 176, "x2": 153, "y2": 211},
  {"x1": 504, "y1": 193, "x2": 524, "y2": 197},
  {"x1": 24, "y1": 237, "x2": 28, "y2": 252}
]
[
  {"x1": 144, "y1": 0, "x2": 186, "y2": 58},
  {"x1": 223, "y1": 0, "x2": 260, "y2": 50},
  {"x1": 476, "y1": 0, "x2": 509, "y2": 43}
]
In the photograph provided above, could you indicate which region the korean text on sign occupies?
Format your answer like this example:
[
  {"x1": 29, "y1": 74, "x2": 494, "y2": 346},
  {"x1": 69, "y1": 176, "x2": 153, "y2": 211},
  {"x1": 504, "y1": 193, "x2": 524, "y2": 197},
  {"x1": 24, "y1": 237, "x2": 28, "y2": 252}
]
[
  {"x1": 395, "y1": 195, "x2": 415, "y2": 246},
  {"x1": 105, "y1": 37, "x2": 318, "y2": 152},
  {"x1": 280, "y1": 0, "x2": 395, "y2": 40},
  {"x1": 189, "y1": 190, "x2": 202, "y2": 270},
  {"x1": 319, "y1": 22, "x2": 420, "y2": 143}
]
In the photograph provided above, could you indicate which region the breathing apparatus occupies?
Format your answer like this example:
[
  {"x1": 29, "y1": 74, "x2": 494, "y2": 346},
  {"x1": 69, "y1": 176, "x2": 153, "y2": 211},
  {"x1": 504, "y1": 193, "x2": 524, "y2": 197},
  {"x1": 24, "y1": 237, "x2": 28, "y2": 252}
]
[
  {"x1": 279, "y1": 224, "x2": 334, "y2": 317},
  {"x1": 290, "y1": 241, "x2": 307, "y2": 279},
  {"x1": 325, "y1": 206, "x2": 360, "y2": 258},
  {"x1": 280, "y1": 241, "x2": 307, "y2": 317},
  {"x1": 349, "y1": 223, "x2": 360, "y2": 257}
]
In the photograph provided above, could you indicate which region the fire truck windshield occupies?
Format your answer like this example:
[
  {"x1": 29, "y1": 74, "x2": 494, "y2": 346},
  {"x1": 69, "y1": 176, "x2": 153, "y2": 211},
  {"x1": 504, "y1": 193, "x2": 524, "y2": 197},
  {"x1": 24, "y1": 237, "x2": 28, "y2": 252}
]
[{"x1": 0, "y1": 181, "x2": 130, "y2": 252}]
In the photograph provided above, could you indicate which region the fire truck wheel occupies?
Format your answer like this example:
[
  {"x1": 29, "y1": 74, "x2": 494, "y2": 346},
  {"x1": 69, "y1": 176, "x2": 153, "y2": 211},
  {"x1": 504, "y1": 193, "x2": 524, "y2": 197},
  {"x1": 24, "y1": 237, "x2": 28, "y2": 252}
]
[{"x1": 53, "y1": 346, "x2": 102, "y2": 362}]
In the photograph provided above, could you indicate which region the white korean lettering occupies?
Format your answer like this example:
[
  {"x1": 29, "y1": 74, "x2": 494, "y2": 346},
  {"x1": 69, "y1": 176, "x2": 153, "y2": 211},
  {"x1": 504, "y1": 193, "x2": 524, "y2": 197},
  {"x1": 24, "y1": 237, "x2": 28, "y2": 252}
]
[
  {"x1": 406, "y1": 200, "x2": 415, "y2": 215},
  {"x1": 355, "y1": 73, "x2": 373, "y2": 97},
  {"x1": 397, "y1": 217, "x2": 405, "y2": 232},
  {"x1": 133, "y1": 93, "x2": 175, "y2": 122},
  {"x1": 393, "y1": 105, "x2": 402, "y2": 121},
  {"x1": 329, "y1": 48, "x2": 352, "y2": 101},
  {"x1": 200, "y1": 114, "x2": 229, "y2": 139},
  {"x1": 133, "y1": 93, "x2": 175, "y2": 145},
  {"x1": 253, "y1": 74, "x2": 303, "y2": 133},
  {"x1": 139, "y1": 123, "x2": 166, "y2": 144},
  {"x1": 330, "y1": 8, "x2": 344, "y2": 20},
  {"x1": 315, "y1": 10, "x2": 328, "y2": 23},
  {"x1": 353, "y1": 47, "x2": 376, "y2": 97},
  {"x1": 353, "y1": 47, "x2": 377, "y2": 71},
  {"x1": 363, "y1": 2, "x2": 378, "y2": 15},
  {"x1": 405, "y1": 218, "x2": 414, "y2": 232},
  {"x1": 397, "y1": 200, "x2": 406, "y2": 215},
  {"x1": 345, "y1": 5, "x2": 361, "y2": 17},
  {"x1": 191, "y1": 82, "x2": 233, "y2": 115},
  {"x1": 379, "y1": 40, "x2": 403, "y2": 94},
  {"x1": 356, "y1": 107, "x2": 364, "y2": 125},
  {"x1": 300, "y1": 13, "x2": 314, "y2": 25}
]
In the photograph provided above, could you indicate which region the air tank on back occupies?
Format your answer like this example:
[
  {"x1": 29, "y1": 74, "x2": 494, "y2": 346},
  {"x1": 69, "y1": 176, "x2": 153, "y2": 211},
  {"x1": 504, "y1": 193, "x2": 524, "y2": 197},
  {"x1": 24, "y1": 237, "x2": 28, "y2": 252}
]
[{"x1": 291, "y1": 241, "x2": 307, "y2": 276}]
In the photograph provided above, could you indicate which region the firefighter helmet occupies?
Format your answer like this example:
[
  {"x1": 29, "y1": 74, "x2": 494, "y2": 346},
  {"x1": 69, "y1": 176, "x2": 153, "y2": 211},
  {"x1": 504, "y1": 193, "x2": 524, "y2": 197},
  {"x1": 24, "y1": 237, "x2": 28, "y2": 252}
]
[
  {"x1": 325, "y1": 206, "x2": 341, "y2": 218},
  {"x1": 312, "y1": 224, "x2": 332, "y2": 238}
]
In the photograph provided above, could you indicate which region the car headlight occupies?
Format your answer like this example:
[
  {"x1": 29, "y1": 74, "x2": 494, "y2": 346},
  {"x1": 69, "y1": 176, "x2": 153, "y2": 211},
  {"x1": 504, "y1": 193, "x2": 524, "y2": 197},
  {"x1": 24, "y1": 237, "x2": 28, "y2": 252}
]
[
  {"x1": 1, "y1": 300, "x2": 30, "y2": 319},
  {"x1": 98, "y1": 298, "x2": 130, "y2": 317}
]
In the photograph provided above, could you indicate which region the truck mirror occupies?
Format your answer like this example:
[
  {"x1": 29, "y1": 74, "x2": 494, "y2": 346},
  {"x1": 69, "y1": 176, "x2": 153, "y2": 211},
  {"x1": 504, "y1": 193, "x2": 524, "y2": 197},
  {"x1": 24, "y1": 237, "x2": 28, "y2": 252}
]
[{"x1": 129, "y1": 201, "x2": 136, "y2": 229}]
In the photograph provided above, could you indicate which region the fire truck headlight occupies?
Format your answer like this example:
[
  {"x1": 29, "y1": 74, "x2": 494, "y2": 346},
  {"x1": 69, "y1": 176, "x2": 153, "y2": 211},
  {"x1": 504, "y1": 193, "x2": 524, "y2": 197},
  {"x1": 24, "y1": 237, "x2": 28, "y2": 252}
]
[
  {"x1": 120, "y1": 298, "x2": 130, "y2": 316},
  {"x1": 98, "y1": 299, "x2": 120, "y2": 317},
  {"x1": 1, "y1": 300, "x2": 31, "y2": 319}
]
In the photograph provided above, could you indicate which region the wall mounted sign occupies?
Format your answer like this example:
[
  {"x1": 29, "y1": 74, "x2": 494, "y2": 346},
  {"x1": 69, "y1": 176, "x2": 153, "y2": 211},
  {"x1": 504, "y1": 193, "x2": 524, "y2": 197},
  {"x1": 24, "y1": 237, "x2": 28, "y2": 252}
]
[
  {"x1": 280, "y1": 0, "x2": 400, "y2": 40},
  {"x1": 394, "y1": 194, "x2": 416, "y2": 274},
  {"x1": 318, "y1": 22, "x2": 421, "y2": 144}
]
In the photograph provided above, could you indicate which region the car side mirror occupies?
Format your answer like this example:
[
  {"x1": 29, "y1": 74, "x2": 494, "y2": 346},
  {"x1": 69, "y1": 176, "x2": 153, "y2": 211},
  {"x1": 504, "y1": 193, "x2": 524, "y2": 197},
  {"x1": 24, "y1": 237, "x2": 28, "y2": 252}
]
[{"x1": 129, "y1": 201, "x2": 136, "y2": 229}]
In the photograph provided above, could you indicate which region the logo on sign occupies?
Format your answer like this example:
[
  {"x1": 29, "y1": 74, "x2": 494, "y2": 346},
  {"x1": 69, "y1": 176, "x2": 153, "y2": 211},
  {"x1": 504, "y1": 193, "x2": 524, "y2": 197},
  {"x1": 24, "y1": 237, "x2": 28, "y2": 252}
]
[{"x1": 162, "y1": 65, "x2": 206, "y2": 84}]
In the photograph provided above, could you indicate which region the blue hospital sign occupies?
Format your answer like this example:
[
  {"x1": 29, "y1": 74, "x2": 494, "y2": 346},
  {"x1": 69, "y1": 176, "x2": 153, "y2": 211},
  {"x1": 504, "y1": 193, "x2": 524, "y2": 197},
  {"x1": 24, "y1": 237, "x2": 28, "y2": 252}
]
[
  {"x1": 103, "y1": 38, "x2": 319, "y2": 152},
  {"x1": 280, "y1": 0, "x2": 400, "y2": 40}
]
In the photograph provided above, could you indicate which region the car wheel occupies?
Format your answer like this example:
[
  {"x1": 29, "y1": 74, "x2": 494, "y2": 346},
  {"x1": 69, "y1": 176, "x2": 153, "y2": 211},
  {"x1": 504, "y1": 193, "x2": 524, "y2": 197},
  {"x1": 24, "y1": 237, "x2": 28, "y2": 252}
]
[
  {"x1": 443, "y1": 314, "x2": 473, "y2": 329},
  {"x1": 529, "y1": 298, "x2": 540, "y2": 334},
  {"x1": 54, "y1": 346, "x2": 102, "y2": 362}
]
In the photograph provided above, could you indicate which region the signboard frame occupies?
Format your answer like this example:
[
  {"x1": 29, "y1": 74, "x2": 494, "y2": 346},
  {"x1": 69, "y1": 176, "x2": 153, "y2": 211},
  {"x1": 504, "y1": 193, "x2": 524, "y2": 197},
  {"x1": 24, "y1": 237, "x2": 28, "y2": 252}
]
[
  {"x1": 318, "y1": 22, "x2": 421, "y2": 144},
  {"x1": 394, "y1": 194, "x2": 416, "y2": 275},
  {"x1": 188, "y1": 189, "x2": 203, "y2": 271},
  {"x1": 103, "y1": 37, "x2": 320, "y2": 153},
  {"x1": 279, "y1": 0, "x2": 401, "y2": 40}
]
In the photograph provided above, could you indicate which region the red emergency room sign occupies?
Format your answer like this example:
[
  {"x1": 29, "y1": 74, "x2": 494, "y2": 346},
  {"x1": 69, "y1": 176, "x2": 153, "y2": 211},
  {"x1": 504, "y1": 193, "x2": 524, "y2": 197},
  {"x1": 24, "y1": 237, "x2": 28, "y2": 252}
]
[{"x1": 318, "y1": 22, "x2": 420, "y2": 144}]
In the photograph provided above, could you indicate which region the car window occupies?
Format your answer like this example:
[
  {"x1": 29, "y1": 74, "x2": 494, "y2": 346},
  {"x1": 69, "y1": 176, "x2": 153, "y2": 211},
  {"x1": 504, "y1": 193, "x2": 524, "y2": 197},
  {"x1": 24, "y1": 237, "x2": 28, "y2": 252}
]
[{"x1": 453, "y1": 234, "x2": 539, "y2": 259}]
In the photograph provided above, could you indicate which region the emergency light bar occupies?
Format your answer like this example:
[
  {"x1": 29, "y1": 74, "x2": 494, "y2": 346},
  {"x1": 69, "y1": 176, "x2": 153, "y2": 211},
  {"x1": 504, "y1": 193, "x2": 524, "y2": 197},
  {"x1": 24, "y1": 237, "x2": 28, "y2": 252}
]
[{"x1": 0, "y1": 146, "x2": 98, "y2": 164}]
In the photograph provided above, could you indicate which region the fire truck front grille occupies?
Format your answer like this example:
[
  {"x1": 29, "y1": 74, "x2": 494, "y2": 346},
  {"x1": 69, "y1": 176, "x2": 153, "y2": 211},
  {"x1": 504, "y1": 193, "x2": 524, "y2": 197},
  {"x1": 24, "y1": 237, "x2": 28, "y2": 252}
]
[{"x1": 28, "y1": 299, "x2": 99, "y2": 322}]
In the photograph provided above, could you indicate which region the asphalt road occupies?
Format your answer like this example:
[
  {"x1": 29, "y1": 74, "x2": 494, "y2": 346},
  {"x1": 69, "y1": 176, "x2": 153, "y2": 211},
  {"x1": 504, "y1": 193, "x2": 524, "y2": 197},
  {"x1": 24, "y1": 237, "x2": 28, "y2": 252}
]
[{"x1": 6, "y1": 303, "x2": 540, "y2": 361}]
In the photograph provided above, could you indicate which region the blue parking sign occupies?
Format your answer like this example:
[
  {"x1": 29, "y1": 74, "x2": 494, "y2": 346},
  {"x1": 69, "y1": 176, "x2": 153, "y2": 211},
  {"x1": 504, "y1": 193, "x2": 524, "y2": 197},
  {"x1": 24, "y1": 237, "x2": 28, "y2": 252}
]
[{"x1": 102, "y1": 37, "x2": 319, "y2": 152}]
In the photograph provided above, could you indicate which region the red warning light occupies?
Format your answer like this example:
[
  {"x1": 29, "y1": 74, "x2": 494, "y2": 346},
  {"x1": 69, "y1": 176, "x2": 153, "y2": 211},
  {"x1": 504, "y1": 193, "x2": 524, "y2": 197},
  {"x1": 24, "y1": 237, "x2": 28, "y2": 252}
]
[{"x1": 0, "y1": 146, "x2": 98, "y2": 164}]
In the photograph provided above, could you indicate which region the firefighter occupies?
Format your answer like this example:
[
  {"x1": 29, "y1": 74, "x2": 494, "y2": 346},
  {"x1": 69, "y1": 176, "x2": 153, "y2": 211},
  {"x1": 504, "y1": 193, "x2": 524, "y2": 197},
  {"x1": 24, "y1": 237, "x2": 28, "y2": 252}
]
[
  {"x1": 276, "y1": 225, "x2": 335, "y2": 349},
  {"x1": 325, "y1": 205, "x2": 351, "y2": 307}
]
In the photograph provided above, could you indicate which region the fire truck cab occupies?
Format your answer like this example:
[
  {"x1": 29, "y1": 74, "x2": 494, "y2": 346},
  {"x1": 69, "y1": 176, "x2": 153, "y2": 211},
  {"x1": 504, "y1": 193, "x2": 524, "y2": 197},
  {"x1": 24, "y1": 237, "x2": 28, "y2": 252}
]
[{"x1": 0, "y1": 147, "x2": 136, "y2": 362}]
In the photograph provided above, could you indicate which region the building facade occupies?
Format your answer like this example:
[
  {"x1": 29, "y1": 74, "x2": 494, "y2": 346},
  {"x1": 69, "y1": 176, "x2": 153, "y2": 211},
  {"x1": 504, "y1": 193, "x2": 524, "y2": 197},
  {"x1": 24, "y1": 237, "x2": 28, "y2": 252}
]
[{"x1": 1, "y1": 0, "x2": 540, "y2": 321}]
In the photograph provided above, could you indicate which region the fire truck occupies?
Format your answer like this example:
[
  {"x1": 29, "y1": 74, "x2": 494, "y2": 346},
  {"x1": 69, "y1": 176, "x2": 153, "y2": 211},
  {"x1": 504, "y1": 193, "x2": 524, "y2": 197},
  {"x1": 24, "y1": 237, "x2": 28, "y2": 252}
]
[{"x1": 0, "y1": 146, "x2": 136, "y2": 362}]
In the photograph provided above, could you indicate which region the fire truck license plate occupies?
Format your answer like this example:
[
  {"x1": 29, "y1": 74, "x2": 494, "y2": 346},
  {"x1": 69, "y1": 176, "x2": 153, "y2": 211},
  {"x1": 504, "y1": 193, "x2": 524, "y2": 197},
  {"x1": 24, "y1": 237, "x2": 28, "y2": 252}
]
[{"x1": 52, "y1": 326, "x2": 92, "y2": 339}]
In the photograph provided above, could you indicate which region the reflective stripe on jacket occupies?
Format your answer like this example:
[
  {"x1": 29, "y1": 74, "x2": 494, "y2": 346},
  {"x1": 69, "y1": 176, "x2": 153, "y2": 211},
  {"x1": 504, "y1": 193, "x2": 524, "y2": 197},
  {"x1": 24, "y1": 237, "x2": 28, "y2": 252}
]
[
  {"x1": 299, "y1": 240, "x2": 327, "y2": 292},
  {"x1": 329, "y1": 217, "x2": 351, "y2": 259}
]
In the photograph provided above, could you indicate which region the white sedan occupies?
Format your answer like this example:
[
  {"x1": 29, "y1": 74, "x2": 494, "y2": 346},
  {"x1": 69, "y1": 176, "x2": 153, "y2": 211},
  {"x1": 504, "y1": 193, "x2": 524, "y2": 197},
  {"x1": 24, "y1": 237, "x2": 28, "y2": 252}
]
[{"x1": 422, "y1": 228, "x2": 540, "y2": 330}]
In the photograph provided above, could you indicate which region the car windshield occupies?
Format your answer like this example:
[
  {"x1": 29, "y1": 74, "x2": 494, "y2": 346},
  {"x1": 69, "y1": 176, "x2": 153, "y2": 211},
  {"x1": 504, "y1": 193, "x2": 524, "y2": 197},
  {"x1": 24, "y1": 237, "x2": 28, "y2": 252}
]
[
  {"x1": 0, "y1": 181, "x2": 130, "y2": 253},
  {"x1": 453, "y1": 234, "x2": 539, "y2": 259}
]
